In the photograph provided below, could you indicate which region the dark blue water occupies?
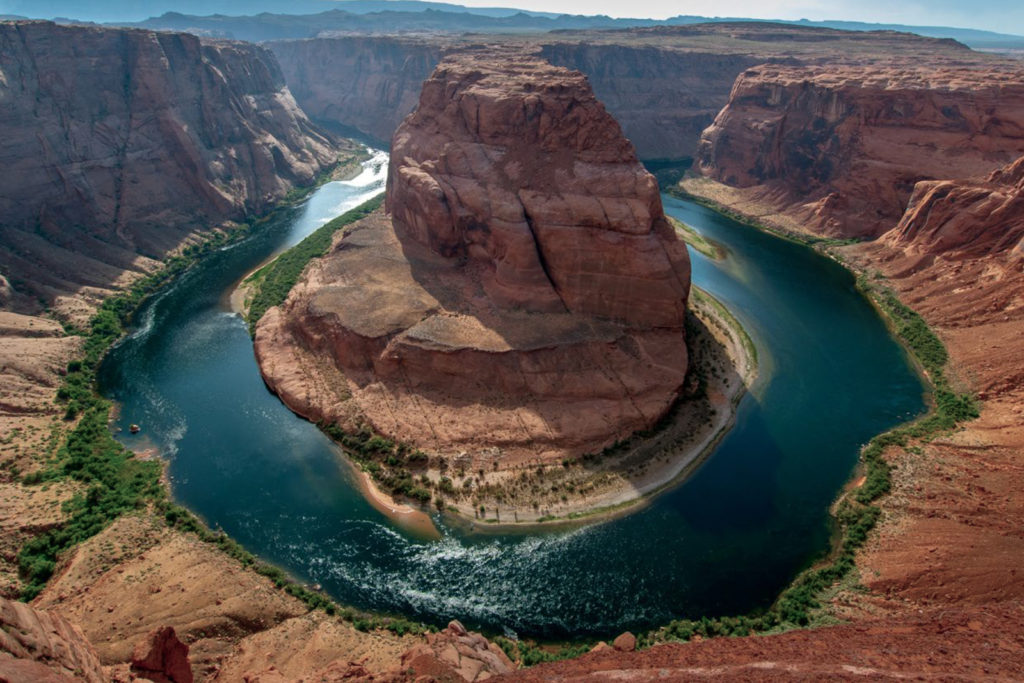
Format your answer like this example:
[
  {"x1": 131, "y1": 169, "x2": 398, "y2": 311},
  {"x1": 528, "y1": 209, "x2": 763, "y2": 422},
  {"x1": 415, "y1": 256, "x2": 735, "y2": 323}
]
[{"x1": 98, "y1": 159, "x2": 925, "y2": 639}]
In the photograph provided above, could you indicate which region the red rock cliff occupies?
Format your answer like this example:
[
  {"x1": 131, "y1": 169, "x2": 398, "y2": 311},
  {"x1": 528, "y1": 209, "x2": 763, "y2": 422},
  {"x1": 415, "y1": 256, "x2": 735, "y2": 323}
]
[
  {"x1": 386, "y1": 51, "x2": 690, "y2": 327},
  {"x1": 883, "y1": 154, "x2": 1024, "y2": 258},
  {"x1": 269, "y1": 25, "x2": 972, "y2": 164},
  {"x1": 0, "y1": 21, "x2": 344, "y2": 310},
  {"x1": 696, "y1": 64, "x2": 1024, "y2": 239},
  {"x1": 270, "y1": 36, "x2": 446, "y2": 146},
  {"x1": 255, "y1": 52, "x2": 691, "y2": 465}
]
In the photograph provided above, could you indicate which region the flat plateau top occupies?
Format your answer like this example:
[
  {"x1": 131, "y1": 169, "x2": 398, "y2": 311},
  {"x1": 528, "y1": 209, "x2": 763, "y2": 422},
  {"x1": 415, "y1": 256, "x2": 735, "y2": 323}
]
[{"x1": 306, "y1": 209, "x2": 626, "y2": 352}]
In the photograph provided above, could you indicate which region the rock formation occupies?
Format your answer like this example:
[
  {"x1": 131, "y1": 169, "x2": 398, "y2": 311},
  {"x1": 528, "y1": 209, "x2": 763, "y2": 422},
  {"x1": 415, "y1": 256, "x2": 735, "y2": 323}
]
[
  {"x1": 131, "y1": 626, "x2": 193, "y2": 683},
  {"x1": 696, "y1": 64, "x2": 1024, "y2": 239},
  {"x1": 256, "y1": 52, "x2": 690, "y2": 465},
  {"x1": 269, "y1": 25, "x2": 974, "y2": 163},
  {"x1": 0, "y1": 597, "x2": 106, "y2": 682},
  {"x1": 398, "y1": 620, "x2": 514, "y2": 681},
  {"x1": 0, "y1": 20, "x2": 346, "y2": 312},
  {"x1": 883, "y1": 154, "x2": 1024, "y2": 258}
]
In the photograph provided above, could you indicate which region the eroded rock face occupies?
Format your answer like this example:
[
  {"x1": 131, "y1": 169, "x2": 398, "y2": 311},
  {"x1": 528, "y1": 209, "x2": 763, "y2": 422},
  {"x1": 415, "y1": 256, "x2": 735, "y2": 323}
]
[
  {"x1": 697, "y1": 64, "x2": 1024, "y2": 239},
  {"x1": 400, "y1": 620, "x2": 514, "y2": 681},
  {"x1": 0, "y1": 20, "x2": 342, "y2": 308},
  {"x1": 256, "y1": 52, "x2": 690, "y2": 464},
  {"x1": 387, "y1": 51, "x2": 690, "y2": 327},
  {"x1": 0, "y1": 597, "x2": 106, "y2": 683},
  {"x1": 131, "y1": 626, "x2": 193, "y2": 683},
  {"x1": 883, "y1": 154, "x2": 1024, "y2": 258},
  {"x1": 269, "y1": 25, "x2": 975, "y2": 164}
]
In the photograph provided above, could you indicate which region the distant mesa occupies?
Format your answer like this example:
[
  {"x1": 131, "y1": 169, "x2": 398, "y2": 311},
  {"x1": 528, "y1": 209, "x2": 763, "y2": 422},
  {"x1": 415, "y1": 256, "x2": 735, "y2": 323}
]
[{"x1": 255, "y1": 51, "x2": 692, "y2": 467}]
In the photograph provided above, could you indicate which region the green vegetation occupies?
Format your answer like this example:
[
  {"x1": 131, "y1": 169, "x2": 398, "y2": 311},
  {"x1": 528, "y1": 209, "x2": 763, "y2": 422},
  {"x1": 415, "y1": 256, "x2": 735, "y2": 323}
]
[
  {"x1": 17, "y1": 226, "x2": 257, "y2": 598},
  {"x1": 668, "y1": 215, "x2": 723, "y2": 259},
  {"x1": 493, "y1": 637, "x2": 593, "y2": 667},
  {"x1": 319, "y1": 422, "x2": 432, "y2": 504},
  {"x1": 245, "y1": 194, "x2": 384, "y2": 333},
  {"x1": 18, "y1": 402, "x2": 163, "y2": 599}
]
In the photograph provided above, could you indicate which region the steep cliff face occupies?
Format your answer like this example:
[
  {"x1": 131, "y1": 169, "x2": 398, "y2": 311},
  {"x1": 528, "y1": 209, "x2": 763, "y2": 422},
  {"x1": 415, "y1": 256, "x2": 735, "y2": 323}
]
[
  {"x1": 539, "y1": 44, "x2": 762, "y2": 161},
  {"x1": 269, "y1": 36, "x2": 445, "y2": 145},
  {"x1": 267, "y1": 26, "x2": 974, "y2": 166},
  {"x1": 696, "y1": 64, "x2": 1024, "y2": 239},
  {"x1": 0, "y1": 21, "x2": 343, "y2": 309},
  {"x1": 386, "y1": 52, "x2": 691, "y2": 327},
  {"x1": 256, "y1": 52, "x2": 690, "y2": 465},
  {"x1": 269, "y1": 37, "x2": 761, "y2": 161}
]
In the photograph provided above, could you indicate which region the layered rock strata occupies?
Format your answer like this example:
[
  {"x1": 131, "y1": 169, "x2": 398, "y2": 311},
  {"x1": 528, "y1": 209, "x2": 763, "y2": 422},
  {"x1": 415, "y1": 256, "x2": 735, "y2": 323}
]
[
  {"x1": 883, "y1": 154, "x2": 1024, "y2": 258},
  {"x1": 696, "y1": 64, "x2": 1024, "y2": 239},
  {"x1": 270, "y1": 36, "x2": 447, "y2": 146},
  {"x1": 0, "y1": 20, "x2": 344, "y2": 311},
  {"x1": 270, "y1": 25, "x2": 977, "y2": 162},
  {"x1": 256, "y1": 52, "x2": 691, "y2": 464},
  {"x1": 0, "y1": 597, "x2": 106, "y2": 682}
]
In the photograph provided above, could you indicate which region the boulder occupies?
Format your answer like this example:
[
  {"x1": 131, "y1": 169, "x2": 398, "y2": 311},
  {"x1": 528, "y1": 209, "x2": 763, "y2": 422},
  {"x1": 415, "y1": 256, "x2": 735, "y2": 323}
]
[{"x1": 130, "y1": 626, "x2": 193, "y2": 683}]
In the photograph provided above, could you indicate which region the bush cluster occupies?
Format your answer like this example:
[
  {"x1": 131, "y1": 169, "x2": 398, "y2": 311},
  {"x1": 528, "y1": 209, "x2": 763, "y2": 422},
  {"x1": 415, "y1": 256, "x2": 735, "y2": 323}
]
[
  {"x1": 492, "y1": 637, "x2": 592, "y2": 667},
  {"x1": 246, "y1": 194, "x2": 384, "y2": 333}
]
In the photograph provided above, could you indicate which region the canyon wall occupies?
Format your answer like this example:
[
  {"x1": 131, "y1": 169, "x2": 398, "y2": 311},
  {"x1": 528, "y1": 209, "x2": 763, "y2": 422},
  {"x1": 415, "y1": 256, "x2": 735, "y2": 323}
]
[
  {"x1": 269, "y1": 36, "x2": 446, "y2": 145},
  {"x1": 0, "y1": 21, "x2": 345, "y2": 311},
  {"x1": 256, "y1": 51, "x2": 691, "y2": 465},
  {"x1": 695, "y1": 64, "x2": 1024, "y2": 239},
  {"x1": 538, "y1": 44, "x2": 762, "y2": 161},
  {"x1": 268, "y1": 26, "x2": 974, "y2": 166},
  {"x1": 269, "y1": 37, "x2": 760, "y2": 161},
  {"x1": 883, "y1": 154, "x2": 1024, "y2": 259}
]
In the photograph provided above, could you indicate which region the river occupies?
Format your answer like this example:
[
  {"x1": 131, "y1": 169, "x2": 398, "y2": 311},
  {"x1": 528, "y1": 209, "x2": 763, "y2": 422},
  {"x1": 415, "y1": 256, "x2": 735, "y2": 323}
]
[{"x1": 98, "y1": 152, "x2": 925, "y2": 639}]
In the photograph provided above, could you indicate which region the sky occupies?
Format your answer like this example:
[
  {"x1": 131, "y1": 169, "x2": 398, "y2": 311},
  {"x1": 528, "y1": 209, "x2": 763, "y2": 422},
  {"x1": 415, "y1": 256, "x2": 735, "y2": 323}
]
[{"x1": 461, "y1": 0, "x2": 1024, "y2": 35}]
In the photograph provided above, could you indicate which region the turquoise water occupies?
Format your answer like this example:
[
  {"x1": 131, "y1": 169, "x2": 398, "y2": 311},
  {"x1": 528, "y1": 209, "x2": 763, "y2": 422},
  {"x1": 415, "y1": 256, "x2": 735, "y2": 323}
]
[{"x1": 98, "y1": 157, "x2": 925, "y2": 639}]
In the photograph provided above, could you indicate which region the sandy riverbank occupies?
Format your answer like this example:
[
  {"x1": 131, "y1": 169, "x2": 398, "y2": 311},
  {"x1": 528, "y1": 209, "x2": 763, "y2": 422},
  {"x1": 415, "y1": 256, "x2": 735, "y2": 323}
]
[{"x1": 352, "y1": 465, "x2": 442, "y2": 540}]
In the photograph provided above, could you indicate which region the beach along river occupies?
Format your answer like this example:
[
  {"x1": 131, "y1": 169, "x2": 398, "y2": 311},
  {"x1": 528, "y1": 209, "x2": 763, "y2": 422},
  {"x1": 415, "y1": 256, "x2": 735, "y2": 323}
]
[{"x1": 98, "y1": 153, "x2": 925, "y2": 639}]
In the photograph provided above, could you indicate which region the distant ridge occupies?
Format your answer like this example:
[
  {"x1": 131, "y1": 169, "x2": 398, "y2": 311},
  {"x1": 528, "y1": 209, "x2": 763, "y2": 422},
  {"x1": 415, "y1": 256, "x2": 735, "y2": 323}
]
[{"x1": 2, "y1": 0, "x2": 1021, "y2": 49}]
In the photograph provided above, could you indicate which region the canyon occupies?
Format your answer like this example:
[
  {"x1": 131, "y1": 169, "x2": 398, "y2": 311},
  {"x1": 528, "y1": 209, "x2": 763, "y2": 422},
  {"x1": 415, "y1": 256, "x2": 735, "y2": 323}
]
[
  {"x1": 694, "y1": 63, "x2": 1024, "y2": 239},
  {"x1": 2, "y1": 11, "x2": 1024, "y2": 682},
  {"x1": 254, "y1": 51, "x2": 692, "y2": 473},
  {"x1": 269, "y1": 24, "x2": 980, "y2": 162},
  {"x1": 0, "y1": 21, "x2": 354, "y2": 320}
]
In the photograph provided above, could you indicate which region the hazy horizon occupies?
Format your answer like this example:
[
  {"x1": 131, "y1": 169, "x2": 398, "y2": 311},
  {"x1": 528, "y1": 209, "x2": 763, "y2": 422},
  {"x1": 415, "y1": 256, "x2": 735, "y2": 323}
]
[
  {"x1": 1, "y1": 0, "x2": 1022, "y2": 36},
  {"x1": 461, "y1": 0, "x2": 1024, "y2": 35}
]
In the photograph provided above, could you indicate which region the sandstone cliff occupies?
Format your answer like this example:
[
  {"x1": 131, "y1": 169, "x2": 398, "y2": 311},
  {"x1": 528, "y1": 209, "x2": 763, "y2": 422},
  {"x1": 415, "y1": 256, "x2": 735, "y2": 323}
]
[
  {"x1": 269, "y1": 36, "x2": 446, "y2": 146},
  {"x1": 0, "y1": 20, "x2": 345, "y2": 312},
  {"x1": 256, "y1": 51, "x2": 691, "y2": 466},
  {"x1": 538, "y1": 44, "x2": 761, "y2": 161},
  {"x1": 696, "y1": 64, "x2": 1024, "y2": 239},
  {"x1": 269, "y1": 35, "x2": 765, "y2": 161},
  {"x1": 883, "y1": 154, "x2": 1024, "y2": 258},
  {"x1": 268, "y1": 25, "x2": 974, "y2": 164},
  {"x1": 0, "y1": 596, "x2": 106, "y2": 682}
]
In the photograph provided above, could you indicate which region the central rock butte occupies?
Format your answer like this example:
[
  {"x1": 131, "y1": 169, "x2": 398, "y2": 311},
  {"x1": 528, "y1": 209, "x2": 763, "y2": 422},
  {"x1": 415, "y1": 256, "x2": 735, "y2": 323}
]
[{"x1": 255, "y1": 51, "x2": 691, "y2": 467}]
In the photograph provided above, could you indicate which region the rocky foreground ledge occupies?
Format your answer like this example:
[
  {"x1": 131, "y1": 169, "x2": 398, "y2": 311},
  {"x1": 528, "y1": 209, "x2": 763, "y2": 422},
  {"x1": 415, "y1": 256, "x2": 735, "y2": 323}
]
[{"x1": 255, "y1": 51, "x2": 712, "y2": 520}]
